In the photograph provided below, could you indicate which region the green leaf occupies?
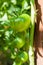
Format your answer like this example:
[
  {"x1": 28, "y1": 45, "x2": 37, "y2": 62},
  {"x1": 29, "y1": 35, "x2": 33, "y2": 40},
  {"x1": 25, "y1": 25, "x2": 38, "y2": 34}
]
[
  {"x1": 22, "y1": 0, "x2": 28, "y2": 9},
  {"x1": 0, "y1": 13, "x2": 8, "y2": 21},
  {"x1": 22, "y1": 0, "x2": 30, "y2": 12},
  {"x1": 11, "y1": 0, "x2": 17, "y2": 5}
]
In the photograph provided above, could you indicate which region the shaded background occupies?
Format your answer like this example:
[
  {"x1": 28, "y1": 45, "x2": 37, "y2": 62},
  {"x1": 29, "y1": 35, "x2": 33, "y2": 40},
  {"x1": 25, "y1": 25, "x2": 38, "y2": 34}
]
[{"x1": 34, "y1": 0, "x2": 43, "y2": 65}]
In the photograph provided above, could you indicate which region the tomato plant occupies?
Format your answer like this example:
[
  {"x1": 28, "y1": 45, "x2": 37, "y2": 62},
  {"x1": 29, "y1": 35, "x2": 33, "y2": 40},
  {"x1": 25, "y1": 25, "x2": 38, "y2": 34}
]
[{"x1": 0, "y1": 0, "x2": 35, "y2": 65}]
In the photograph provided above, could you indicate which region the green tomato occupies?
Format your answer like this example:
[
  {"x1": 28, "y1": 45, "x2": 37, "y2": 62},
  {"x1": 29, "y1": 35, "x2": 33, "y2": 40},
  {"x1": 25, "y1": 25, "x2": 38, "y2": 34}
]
[
  {"x1": 11, "y1": 14, "x2": 30, "y2": 32},
  {"x1": 16, "y1": 51, "x2": 28, "y2": 63},
  {"x1": 13, "y1": 37, "x2": 25, "y2": 49},
  {"x1": 13, "y1": 61, "x2": 22, "y2": 65}
]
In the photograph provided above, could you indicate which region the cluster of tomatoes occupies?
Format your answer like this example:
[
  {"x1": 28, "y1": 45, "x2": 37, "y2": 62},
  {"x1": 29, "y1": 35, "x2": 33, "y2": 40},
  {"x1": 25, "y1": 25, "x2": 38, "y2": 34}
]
[{"x1": 0, "y1": 0, "x2": 31, "y2": 65}]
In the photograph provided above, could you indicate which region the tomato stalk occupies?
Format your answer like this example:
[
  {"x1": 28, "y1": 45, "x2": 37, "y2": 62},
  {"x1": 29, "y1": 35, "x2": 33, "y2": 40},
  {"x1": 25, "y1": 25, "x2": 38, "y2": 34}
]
[{"x1": 29, "y1": 0, "x2": 35, "y2": 65}]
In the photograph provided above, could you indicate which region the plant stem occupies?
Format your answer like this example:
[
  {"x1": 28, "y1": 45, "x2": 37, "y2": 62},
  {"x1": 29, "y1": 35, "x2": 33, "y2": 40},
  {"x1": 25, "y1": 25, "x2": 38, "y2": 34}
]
[{"x1": 29, "y1": 0, "x2": 35, "y2": 65}]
